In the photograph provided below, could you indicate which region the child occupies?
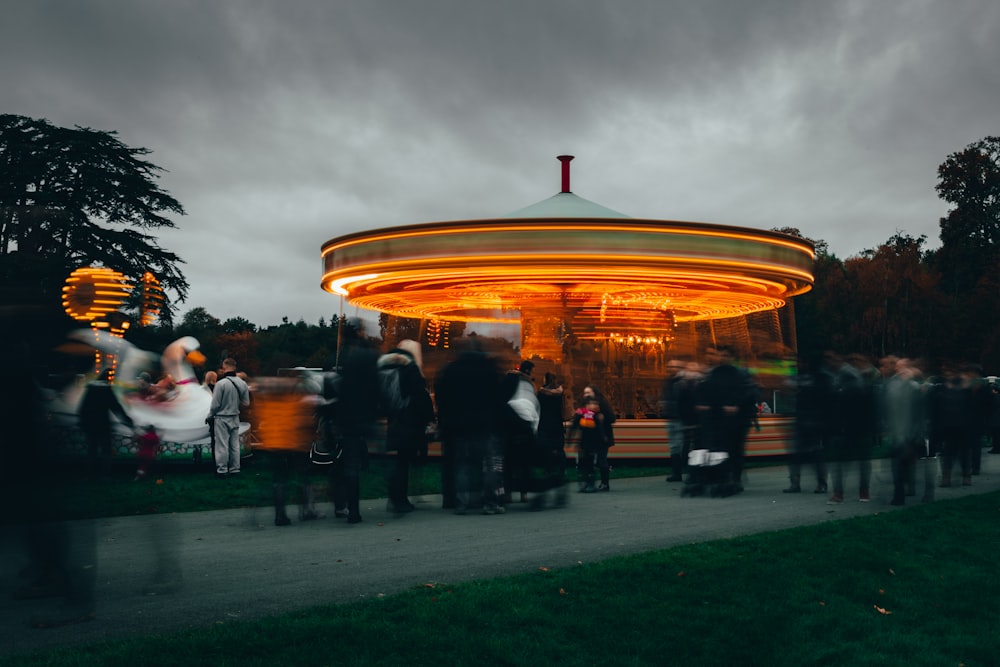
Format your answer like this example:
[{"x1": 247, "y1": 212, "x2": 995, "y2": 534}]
[
  {"x1": 569, "y1": 397, "x2": 611, "y2": 493},
  {"x1": 135, "y1": 424, "x2": 161, "y2": 481}
]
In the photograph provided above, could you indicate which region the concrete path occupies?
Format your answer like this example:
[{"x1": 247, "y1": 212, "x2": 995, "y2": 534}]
[{"x1": 3, "y1": 457, "x2": 999, "y2": 658}]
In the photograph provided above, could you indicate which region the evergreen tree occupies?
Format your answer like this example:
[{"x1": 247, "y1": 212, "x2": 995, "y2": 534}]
[{"x1": 0, "y1": 114, "x2": 187, "y2": 319}]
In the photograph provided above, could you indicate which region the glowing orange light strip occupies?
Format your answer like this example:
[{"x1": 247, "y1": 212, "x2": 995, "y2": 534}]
[{"x1": 322, "y1": 221, "x2": 815, "y2": 259}]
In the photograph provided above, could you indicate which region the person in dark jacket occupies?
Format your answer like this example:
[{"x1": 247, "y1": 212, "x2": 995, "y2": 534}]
[
  {"x1": 933, "y1": 363, "x2": 979, "y2": 487},
  {"x1": 532, "y1": 372, "x2": 569, "y2": 509},
  {"x1": 661, "y1": 360, "x2": 688, "y2": 482},
  {"x1": 435, "y1": 340, "x2": 505, "y2": 515},
  {"x1": 78, "y1": 368, "x2": 134, "y2": 476},
  {"x1": 501, "y1": 360, "x2": 540, "y2": 505},
  {"x1": 783, "y1": 355, "x2": 831, "y2": 494},
  {"x1": 329, "y1": 320, "x2": 380, "y2": 524},
  {"x1": 380, "y1": 339, "x2": 435, "y2": 514},
  {"x1": 695, "y1": 346, "x2": 757, "y2": 494}
]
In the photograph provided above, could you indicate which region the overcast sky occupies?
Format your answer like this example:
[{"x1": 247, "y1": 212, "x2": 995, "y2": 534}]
[{"x1": 4, "y1": 1, "x2": 998, "y2": 329}]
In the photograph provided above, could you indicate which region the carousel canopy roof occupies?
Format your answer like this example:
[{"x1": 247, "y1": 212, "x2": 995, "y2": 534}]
[
  {"x1": 503, "y1": 192, "x2": 628, "y2": 219},
  {"x1": 320, "y1": 158, "x2": 815, "y2": 332}
]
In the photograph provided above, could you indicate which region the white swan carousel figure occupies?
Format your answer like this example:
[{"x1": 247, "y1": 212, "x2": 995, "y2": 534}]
[{"x1": 53, "y1": 332, "x2": 250, "y2": 460}]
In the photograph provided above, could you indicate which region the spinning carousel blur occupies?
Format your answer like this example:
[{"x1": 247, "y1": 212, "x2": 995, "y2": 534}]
[{"x1": 321, "y1": 157, "x2": 815, "y2": 418}]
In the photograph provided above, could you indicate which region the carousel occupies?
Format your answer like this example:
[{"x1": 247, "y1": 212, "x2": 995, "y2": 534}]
[{"x1": 321, "y1": 157, "x2": 815, "y2": 457}]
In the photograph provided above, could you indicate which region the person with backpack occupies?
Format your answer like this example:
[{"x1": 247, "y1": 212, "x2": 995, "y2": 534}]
[
  {"x1": 207, "y1": 358, "x2": 250, "y2": 478},
  {"x1": 378, "y1": 339, "x2": 435, "y2": 514}
]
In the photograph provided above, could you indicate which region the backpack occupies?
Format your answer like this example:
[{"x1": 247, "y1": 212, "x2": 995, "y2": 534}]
[{"x1": 378, "y1": 364, "x2": 410, "y2": 418}]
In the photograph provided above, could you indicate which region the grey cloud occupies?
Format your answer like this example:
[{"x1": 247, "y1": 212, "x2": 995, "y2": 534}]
[{"x1": 2, "y1": 0, "x2": 999, "y2": 326}]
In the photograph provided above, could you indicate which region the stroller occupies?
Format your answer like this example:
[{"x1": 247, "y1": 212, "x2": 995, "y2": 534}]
[{"x1": 681, "y1": 448, "x2": 738, "y2": 497}]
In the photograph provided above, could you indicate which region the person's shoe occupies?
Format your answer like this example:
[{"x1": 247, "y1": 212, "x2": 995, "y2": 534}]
[
  {"x1": 962, "y1": 476, "x2": 972, "y2": 486},
  {"x1": 481, "y1": 504, "x2": 506, "y2": 515},
  {"x1": 227, "y1": 468, "x2": 240, "y2": 475},
  {"x1": 579, "y1": 482, "x2": 596, "y2": 493},
  {"x1": 275, "y1": 515, "x2": 292, "y2": 526},
  {"x1": 346, "y1": 514, "x2": 362, "y2": 524},
  {"x1": 596, "y1": 483, "x2": 610, "y2": 492},
  {"x1": 453, "y1": 505, "x2": 468, "y2": 516},
  {"x1": 665, "y1": 475, "x2": 683, "y2": 482},
  {"x1": 989, "y1": 448, "x2": 1000, "y2": 454},
  {"x1": 29, "y1": 605, "x2": 95, "y2": 629},
  {"x1": 782, "y1": 485, "x2": 802, "y2": 493},
  {"x1": 826, "y1": 494, "x2": 844, "y2": 505},
  {"x1": 859, "y1": 490, "x2": 871, "y2": 502},
  {"x1": 814, "y1": 483, "x2": 828, "y2": 494},
  {"x1": 334, "y1": 508, "x2": 350, "y2": 519}
]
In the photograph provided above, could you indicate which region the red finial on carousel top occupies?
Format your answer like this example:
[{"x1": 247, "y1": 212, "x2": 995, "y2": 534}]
[{"x1": 557, "y1": 155, "x2": 574, "y2": 193}]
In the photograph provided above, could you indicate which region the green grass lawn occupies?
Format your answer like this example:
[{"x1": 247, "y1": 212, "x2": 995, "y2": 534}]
[{"x1": 6, "y1": 489, "x2": 999, "y2": 666}]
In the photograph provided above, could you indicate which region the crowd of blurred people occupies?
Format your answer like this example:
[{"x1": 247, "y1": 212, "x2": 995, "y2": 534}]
[
  {"x1": 777, "y1": 352, "x2": 998, "y2": 505},
  {"x1": 8, "y1": 303, "x2": 1000, "y2": 632},
  {"x1": 660, "y1": 348, "x2": 1000, "y2": 505}
]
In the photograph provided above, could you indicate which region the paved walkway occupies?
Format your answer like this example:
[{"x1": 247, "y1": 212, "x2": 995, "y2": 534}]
[{"x1": 3, "y1": 458, "x2": 1000, "y2": 658}]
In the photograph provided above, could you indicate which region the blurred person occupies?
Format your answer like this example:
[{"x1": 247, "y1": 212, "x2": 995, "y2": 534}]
[
  {"x1": 988, "y1": 383, "x2": 1000, "y2": 455},
  {"x1": 133, "y1": 424, "x2": 161, "y2": 482},
  {"x1": 679, "y1": 361, "x2": 705, "y2": 462},
  {"x1": 379, "y1": 339, "x2": 436, "y2": 514},
  {"x1": 783, "y1": 355, "x2": 832, "y2": 494},
  {"x1": 660, "y1": 359, "x2": 689, "y2": 482},
  {"x1": 966, "y1": 365, "x2": 992, "y2": 476},
  {"x1": 435, "y1": 339, "x2": 506, "y2": 515},
  {"x1": 569, "y1": 385, "x2": 616, "y2": 492},
  {"x1": 202, "y1": 370, "x2": 218, "y2": 393},
  {"x1": 501, "y1": 360, "x2": 540, "y2": 504},
  {"x1": 3, "y1": 309, "x2": 98, "y2": 628},
  {"x1": 201, "y1": 369, "x2": 218, "y2": 465},
  {"x1": 694, "y1": 346, "x2": 758, "y2": 494},
  {"x1": 933, "y1": 363, "x2": 981, "y2": 487},
  {"x1": 78, "y1": 367, "x2": 134, "y2": 477},
  {"x1": 532, "y1": 372, "x2": 570, "y2": 510},
  {"x1": 207, "y1": 357, "x2": 250, "y2": 477},
  {"x1": 881, "y1": 357, "x2": 931, "y2": 505},
  {"x1": 327, "y1": 320, "x2": 380, "y2": 523},
  {"x1": 255, "y1": 375, "x2": 327, "y2": 526},
  {"x1": 827, "y1": 353, "x2": 879, "y2": 504}
]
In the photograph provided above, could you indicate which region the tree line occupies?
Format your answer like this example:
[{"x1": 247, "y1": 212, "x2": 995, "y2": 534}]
[{"x1": 793, "y1": 137, "x2": 1000, "y2": 372}]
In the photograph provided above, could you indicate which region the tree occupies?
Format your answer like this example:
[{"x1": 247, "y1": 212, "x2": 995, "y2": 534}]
[
  {"x1": 848, "y1": 234, "x2": 940, "y2": 359},
  {"x1": 222, "y1": 316, "x2": 257, "y2": 335},
  {"x1": 0, "y1": 114, "x2": 187, "y2": 319},
  {"x1": 771, "y1": 226, "x2": 828, "y2": 257},
  {"x1": 934, "y1": 136, "x2": 1000, "y2": 295},
  {"x1": 378, "y1": 313, "x2": 422, "y2": 349}
]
